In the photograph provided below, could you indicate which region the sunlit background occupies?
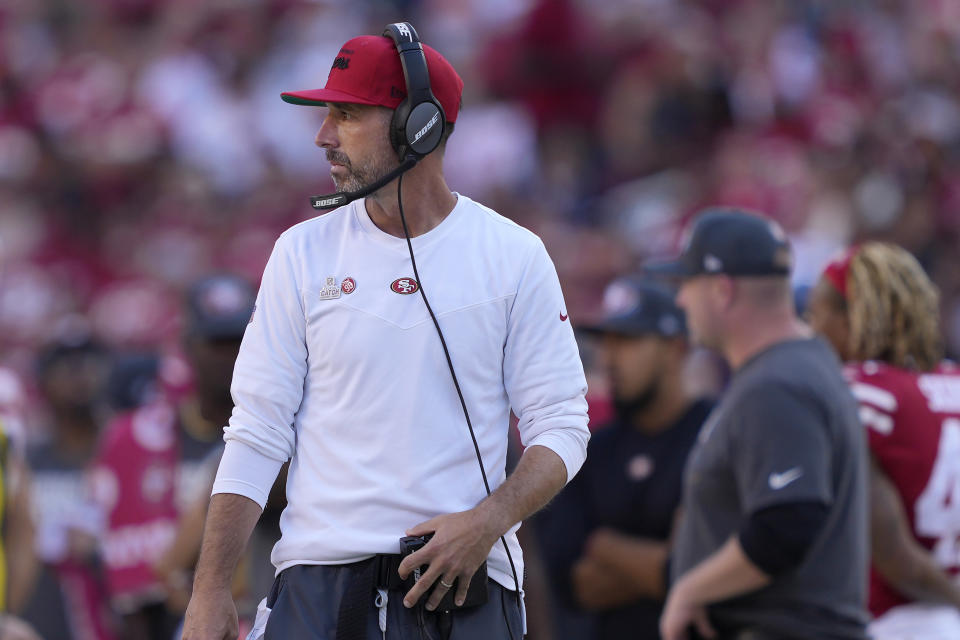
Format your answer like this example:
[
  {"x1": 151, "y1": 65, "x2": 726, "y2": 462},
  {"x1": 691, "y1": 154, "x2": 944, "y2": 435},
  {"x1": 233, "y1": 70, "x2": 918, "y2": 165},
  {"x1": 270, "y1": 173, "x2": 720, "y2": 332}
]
[{"x1": 3, "y1": 0, "x2": 960, "y2": 638}]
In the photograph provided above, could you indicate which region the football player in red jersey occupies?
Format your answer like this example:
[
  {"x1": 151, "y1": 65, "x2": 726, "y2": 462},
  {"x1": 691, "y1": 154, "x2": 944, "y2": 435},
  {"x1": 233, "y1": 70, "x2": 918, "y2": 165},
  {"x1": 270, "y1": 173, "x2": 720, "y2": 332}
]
[{"x1": 807, "y1": 242, "x2": 960, "y2": 636}]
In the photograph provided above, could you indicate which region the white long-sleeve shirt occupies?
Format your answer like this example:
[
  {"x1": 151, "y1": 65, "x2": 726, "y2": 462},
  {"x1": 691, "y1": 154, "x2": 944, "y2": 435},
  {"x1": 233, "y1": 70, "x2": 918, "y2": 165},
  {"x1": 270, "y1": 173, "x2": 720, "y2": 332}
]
[{"x1": 212, "y1": 193, "x2": 590, "y2": 589}]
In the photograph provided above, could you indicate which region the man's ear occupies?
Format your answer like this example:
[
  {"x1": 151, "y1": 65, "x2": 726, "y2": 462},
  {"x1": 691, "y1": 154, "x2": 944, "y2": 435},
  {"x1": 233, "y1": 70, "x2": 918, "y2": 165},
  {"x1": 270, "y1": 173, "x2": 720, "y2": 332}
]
[{"x1": 712, "y1": 275, "x2": 736, "y2": 312}]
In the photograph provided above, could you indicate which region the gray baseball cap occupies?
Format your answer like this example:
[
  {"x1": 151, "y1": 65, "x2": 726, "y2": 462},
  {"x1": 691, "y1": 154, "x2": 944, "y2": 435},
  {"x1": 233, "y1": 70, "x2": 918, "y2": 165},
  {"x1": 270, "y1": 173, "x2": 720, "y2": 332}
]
[
  {"x1": 580, "y1": 277, "x2": 686, "y2": 338},
  {"x1": 645, "y1": 208, "x2": 793, "y2": 278}
]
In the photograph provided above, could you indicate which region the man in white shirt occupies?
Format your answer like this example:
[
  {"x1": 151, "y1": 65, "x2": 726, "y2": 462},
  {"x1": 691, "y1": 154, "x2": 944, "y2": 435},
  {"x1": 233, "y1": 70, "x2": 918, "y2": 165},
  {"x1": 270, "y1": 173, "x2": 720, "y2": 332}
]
[{"x1": 181, "y1": 22, "x2": 590, "y2": 640}]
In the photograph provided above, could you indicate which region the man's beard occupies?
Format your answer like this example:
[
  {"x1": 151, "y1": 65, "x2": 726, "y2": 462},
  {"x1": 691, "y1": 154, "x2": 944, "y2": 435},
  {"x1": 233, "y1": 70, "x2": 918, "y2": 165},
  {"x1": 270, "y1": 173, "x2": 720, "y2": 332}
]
[
  {"x1": 327, "y1": 149, "x2": 398, "y2": 193},
  {"x1": 613, "y1": 377, "x2": 660, "y2": 423}
]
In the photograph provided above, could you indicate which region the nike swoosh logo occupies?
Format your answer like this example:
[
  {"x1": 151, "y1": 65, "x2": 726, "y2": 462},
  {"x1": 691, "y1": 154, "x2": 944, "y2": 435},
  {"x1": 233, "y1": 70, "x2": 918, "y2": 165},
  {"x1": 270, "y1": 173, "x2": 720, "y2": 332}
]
[
  {"x1": 559, "y1": 312, "x2": 568, "y2": 322},
  {"x1": 768, "y1": 467, "x2": 803, "y2": 490}
]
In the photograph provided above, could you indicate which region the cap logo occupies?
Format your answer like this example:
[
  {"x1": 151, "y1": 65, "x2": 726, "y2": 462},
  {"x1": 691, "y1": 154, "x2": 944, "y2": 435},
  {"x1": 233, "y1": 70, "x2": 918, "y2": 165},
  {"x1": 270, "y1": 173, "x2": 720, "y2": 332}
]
[
  {"x1": 767, "y1": 219, "x2": 787, "y2": 243},
  {"x1": 331, "y1": 56, "x2": 350, "y2": 71},
  {"x1": 704, "y1": 254, "x2": 723, "y2": 272},
  {"x1": 603, "y1": 282, "x2": 641, "y2": 316}
]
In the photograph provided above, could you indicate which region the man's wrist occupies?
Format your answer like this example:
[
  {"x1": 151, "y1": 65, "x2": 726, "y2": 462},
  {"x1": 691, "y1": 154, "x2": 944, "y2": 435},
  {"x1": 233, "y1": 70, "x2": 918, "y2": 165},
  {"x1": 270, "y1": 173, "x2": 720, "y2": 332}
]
[
  {"x1": 191, "y1": 571, "x2": 233, "y2": 596},
  {"x1": 473, "y1": 499, "x2": 512, "y2": 542},
  {"x1": 670, "y1": 574, "x2": 701, "y2": 608}
]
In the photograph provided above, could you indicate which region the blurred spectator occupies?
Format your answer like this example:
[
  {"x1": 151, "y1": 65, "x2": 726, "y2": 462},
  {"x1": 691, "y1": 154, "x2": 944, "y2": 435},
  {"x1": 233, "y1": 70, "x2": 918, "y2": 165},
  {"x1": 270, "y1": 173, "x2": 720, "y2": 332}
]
[
  {"x1": 22, "y1": 329, "x2": 115, "y2": 640},
  {"x1": 175, "y1": 273, "x2": 256, "y2": 505},
  {"x1": 538, "y1": 277, "x2": 712, "y2": 640},
  {"x1": 90, "y1": 274, "x2": 256, "y2": 640}
]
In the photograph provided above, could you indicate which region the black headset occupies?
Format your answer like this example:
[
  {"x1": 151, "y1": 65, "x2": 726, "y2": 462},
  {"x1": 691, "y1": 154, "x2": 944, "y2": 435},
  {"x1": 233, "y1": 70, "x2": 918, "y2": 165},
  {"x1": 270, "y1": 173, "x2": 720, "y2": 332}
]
[
  {"x1": 311, "y1": 22, "x2": 448, "y2": 209},
  {"x1": 382, "y1": 22, "x2": 447, "y2": 161}
]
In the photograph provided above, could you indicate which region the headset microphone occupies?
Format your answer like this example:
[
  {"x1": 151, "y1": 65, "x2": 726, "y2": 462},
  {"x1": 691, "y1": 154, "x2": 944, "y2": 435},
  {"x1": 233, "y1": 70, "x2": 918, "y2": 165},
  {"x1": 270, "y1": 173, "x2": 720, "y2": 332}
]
[{"x1": 310, "y1": 156, "x2": 418, "y2": 210}]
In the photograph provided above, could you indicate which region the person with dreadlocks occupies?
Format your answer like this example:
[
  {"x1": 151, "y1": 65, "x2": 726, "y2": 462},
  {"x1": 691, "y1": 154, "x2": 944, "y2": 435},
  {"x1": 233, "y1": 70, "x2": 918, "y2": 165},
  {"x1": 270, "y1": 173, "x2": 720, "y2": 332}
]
[{"x1": 807, "y1": 242, "x2": 960, "y2": 638}]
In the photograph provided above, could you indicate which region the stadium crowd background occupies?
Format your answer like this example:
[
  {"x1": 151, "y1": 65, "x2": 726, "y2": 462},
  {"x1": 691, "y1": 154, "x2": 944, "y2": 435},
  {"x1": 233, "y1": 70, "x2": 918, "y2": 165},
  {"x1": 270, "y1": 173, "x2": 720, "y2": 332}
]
[{"x1": 2, "y1": 0, "x2": 960, "y2": 636}]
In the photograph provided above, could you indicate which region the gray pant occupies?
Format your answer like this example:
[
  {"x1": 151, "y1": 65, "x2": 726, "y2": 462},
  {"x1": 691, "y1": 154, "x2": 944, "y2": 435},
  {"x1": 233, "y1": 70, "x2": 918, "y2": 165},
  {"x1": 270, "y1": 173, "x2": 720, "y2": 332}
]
[{"x1": 264, "y1": 564, "x2": 523, "y2": 640}]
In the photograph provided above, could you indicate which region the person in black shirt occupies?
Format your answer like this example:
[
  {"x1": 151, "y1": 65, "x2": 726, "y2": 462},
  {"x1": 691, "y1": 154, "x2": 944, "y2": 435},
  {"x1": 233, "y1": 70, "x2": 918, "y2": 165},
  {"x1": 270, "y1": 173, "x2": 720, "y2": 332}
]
[{"x1": 539, "y1": 276, "x2": 713, "y2": 640}]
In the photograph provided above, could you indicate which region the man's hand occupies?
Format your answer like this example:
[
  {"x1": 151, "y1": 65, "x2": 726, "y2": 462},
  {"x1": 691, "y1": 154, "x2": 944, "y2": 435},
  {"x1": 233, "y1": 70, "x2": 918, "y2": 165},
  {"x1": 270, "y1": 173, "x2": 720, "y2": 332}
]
[
  {"x1": 396, "y1": 445, "x2": 567, "y2": 611},
  {"x1": 572, "y1": 555, "x2": 635, "y2": 610},
  {"x1": 398, "y1": 508, "x2": 500, "y2": 611},
  {"x1": 181, "y1": 588, "x2": 239, "y2": 640},
  {"x1": 660, "y1": 585, "x2": 716, "y2": 640},
  {"x1": 571, "y1": 527, "x2": 669, "y2": 608},
  {"x1": 583, "y1": 527, "x2": 636, "y2": 561}
]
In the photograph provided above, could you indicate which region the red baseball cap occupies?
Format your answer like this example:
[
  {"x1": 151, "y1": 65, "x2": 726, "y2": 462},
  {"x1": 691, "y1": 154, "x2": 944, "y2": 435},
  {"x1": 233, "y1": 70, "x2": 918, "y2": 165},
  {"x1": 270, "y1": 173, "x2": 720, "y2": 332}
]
[{"x1": 281, "y1": 35, "x2": 463, "y2": 123}]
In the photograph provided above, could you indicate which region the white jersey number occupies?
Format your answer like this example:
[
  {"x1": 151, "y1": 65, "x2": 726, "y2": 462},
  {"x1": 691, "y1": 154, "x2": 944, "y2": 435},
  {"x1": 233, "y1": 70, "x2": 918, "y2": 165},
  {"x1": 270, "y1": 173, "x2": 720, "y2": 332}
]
[{"x1": 915, "y1": 418, "x2": 960, "y2": 569}]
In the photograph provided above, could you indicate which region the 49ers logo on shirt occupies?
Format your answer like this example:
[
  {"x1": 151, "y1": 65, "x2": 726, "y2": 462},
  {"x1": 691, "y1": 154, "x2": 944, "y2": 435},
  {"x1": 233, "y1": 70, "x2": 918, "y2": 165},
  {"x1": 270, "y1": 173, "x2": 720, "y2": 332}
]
[{"x1": 391, "y1": 278, "x2": 419, "y2": 294}]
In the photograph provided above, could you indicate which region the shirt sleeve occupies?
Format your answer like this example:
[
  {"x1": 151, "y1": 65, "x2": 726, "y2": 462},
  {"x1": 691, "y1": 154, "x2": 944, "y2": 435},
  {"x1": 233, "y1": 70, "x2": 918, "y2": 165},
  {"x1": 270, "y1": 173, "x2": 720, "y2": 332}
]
[
  {"x1": 731, "y1": 384, "x2": 834, "y2": 514},
  {"x1": 212, "y1": 234, "x2": 307, "y2": 508},
  {"x1": 503, "y1": 239, "x2": 590, "y2": 484}
]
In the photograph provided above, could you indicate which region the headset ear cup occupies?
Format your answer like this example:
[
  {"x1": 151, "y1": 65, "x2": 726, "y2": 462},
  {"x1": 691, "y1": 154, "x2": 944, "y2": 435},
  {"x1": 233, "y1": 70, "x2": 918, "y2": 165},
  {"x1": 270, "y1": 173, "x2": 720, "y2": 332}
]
[
  {"x1": 405, "y1": 101, "x2": 444, "y2": 158},
  {"x1": 381, "y1": 22, "x2": 447, "y2": 161}
]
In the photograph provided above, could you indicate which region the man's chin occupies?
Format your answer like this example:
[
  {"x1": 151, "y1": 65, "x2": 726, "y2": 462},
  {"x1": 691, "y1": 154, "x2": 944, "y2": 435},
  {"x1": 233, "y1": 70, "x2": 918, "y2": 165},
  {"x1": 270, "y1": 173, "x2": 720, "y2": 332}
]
[{"x1": 332, "y1": 179, "x2": 359, "y2": 193}]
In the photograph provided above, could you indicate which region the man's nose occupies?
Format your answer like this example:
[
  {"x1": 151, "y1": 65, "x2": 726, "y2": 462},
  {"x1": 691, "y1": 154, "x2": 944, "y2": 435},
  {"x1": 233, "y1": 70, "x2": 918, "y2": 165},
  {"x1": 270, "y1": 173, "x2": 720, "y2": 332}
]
[{"x1": 315, "y1": 115, "x2": 336, "y2": 149}]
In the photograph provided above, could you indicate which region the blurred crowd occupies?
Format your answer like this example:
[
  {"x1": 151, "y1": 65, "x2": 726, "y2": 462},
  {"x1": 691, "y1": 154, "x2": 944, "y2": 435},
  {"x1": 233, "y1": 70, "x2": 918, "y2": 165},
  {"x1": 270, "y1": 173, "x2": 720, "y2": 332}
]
[{"x1": 3, "y1": 0, "x2": 960, "y2": 637}]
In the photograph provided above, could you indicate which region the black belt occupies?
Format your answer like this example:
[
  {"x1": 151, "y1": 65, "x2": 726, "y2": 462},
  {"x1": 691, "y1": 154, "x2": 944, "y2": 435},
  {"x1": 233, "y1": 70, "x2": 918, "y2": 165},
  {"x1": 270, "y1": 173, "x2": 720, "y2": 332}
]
[
  {"x1": 373, "y1": 553, "x2": 406, "y2": 591},
  {"x1": 336, "y1": 553, "x2": 434, "y2": 640}
]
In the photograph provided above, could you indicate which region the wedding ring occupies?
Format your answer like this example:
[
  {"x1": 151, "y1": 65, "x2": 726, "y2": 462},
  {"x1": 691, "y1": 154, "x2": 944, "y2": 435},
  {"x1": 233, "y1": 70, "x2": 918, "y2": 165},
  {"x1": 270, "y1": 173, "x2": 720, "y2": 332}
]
[{"x1": 439, "y1": 578, "x2": 454, "y2": 589}]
